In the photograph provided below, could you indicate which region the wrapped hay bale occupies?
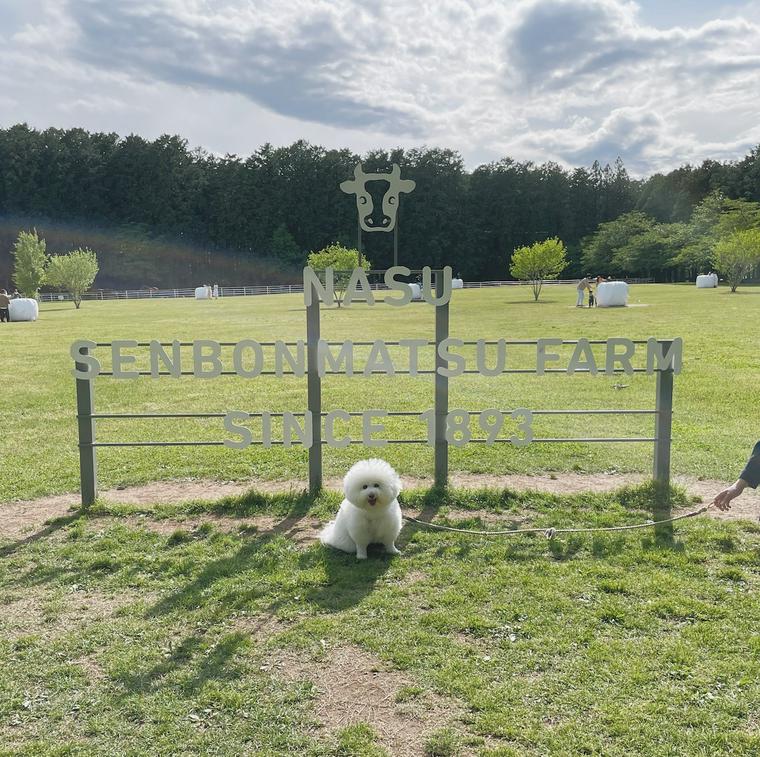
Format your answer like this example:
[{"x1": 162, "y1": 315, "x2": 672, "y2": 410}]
[
  {"x1": 195, "y1": 286, "x2": 210, "y2": 300},
  {"x1": 452, "y1": 278, "x2": 464, "y2": 289},
  {"x1": 710, "y1": 273, "x2": 718, "y2": 287},
  {"x1": 409, "y1": 283, "x2": 422, "y2": 301},
  {"x1": 596, "y1": 281, "x2": 628, "y2": 307},
  {"x1": 696, "y1": 274, "x2": 714, "y2": 288},
  {"x1": 9, "y1": 298, "x2": 39, "y2": 322}
]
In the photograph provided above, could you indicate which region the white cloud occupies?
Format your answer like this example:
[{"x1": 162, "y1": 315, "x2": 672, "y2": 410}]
[{"x1": 0, "y1": 0, "x2": 758, "y2": 175}]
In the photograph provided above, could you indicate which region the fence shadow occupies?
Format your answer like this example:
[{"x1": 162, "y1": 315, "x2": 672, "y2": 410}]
[{"x1": 0, "y1": 512, "x2": 84, "y2": 559}]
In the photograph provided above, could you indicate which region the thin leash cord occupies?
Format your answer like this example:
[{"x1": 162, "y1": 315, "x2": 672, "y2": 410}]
[{"x1": 403, "y1": 504, "x2": 713, "y2": 539}]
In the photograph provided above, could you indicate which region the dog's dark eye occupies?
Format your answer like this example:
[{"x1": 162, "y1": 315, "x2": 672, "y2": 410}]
[
  {"x1": 362, "y1": 484, "x2": 368, "y2": 489},
  {"x1": 374, "y1": 483, "x2": 380, "y2": 488}
]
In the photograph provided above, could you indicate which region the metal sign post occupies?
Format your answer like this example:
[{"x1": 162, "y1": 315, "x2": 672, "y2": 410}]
[
  {"x1": 434, "y1": 271, "x2": 450, "y2": 488},
  {"x1": 75, "y1": 343, "x2": 97, "y2": 506},
  {"x1": 306, "y1": 286, "x2": 323, "y2": 493}
]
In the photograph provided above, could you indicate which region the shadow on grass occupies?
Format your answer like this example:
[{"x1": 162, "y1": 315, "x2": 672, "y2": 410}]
[
  {"x1": 117, "y1": 630, "x2": 250, "y2": 696},
  {"x1": 146, "y1": 486, "x2": 396, "y2": 618},
  {"x1": 295, "y1": 546, "x2": 394, "y2": 611},
  {"x1": 0, "y1": 511, "x2": 84, "y2": 558},
  {"x1": 145, "y1": 499, "x2": 315, "y2": 618},
  {"x1": 126, "y1": 487, "x2": 395, "y2": 696},
  {"x1": 616, "y1": 480, "x2": 695, "y2": 549}
]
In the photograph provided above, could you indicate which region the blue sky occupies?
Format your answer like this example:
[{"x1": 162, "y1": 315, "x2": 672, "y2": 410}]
[{"x1": 1, "y1": 0, "x2": 759, "y2": 175}]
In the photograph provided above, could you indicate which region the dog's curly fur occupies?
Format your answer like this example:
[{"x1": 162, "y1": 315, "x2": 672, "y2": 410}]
[{"x1": 319, "y1": 458, "x2": 403, "y2": 560}]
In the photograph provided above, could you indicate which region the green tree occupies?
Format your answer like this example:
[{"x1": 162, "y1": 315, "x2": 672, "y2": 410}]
[
  {"x1": 306, "y1": 243, "x2": 371, "y2": 307},
  {"x1": 581, "y1": 212, "x2": 678, "y2": 279},
  {"x1": 712, "y1": 229, "x2": 760, "y2": 292},
  {"x1": 613, "y1": 218, "x2": 682, "y2": 277},
  {"x1": 46, "y1": 248, "x2": 99, "y2": 308},
  {"x1": 270, "y1": 224, "x2": 301, "y2": 265},
  {"x1": 675, "y1": 193, "x2": 760, "y2": 278},
  {"x1": 509, "y1": 237, "x2": 567, "y2": 301},
  {"x1": 11, "y1": 229, "x2": 48, "y2": 298}
]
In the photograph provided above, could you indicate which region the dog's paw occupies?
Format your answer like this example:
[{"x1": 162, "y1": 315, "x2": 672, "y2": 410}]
[
  {"x1": 385, "y1": 544, "x2": 401, "y2": 555},
  {"x1": 356, "y1": 553, "x2": 368, "y2": 560}
]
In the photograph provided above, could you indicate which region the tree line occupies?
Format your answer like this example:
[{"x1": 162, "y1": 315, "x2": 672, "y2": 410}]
[{"x1": 0, "y1": 123, "x2": 759, "y2": 287}]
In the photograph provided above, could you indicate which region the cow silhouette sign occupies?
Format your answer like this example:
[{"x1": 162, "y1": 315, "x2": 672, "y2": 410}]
[{"x1": 340, "y1": 163, "x2": 416, "y2": 233}]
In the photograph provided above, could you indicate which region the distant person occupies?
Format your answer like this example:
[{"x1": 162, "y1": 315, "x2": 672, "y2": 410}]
[
  {"x1": 712, "y1": 441, "x2": 760, "y2": 511},
  {"x1": 11, "y1": 289, "x2": 21, "y2": 299},
  {"x1": 576, "y1": 276, "x2": 592, "y2": 307},
  {"x1": 0, "y1": 289, "x2": 10, "y2": 323},
  {"x1": 596, "y1": 275, "x2": 607, "y2": 285}
]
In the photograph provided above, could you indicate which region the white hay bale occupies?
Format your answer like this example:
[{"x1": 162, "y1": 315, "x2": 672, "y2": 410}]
[
  {"x1": 213, "y1": 284, "x2": 219, "y2": 298},
  {"x1": 696, "y1": 274, "x2": 714, "y2": 288},
  {"x1": 451, "y1": 278, "x2": 464, "y2": 289},
  {"x1": 596, "y1": 281, "x2": 628, "y2": 307},
  {"x1": 9, "y1": 298, "x2": 39, "y2": 322},
  {"x1": 195, "y1": 286, "x2": 210, "y2": 300},
  {"x1": 710, "y1": 273, "x2": 718, "y2": 287},
  {"x1": 409, "y1": 283, "x2": 422, "y2": 301}
]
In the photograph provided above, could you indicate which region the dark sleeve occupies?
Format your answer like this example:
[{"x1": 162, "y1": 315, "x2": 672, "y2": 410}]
[{"x1": 739, "y1": 440, "x2": 760, "y2": 489}]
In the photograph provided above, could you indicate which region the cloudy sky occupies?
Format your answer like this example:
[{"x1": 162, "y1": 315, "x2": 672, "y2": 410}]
[{"x1": 1, "y1": 0, "x2": 759, "y2": 175}]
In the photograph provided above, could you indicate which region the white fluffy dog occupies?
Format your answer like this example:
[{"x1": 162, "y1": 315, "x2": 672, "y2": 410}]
[{"x1": 319, "y1": 458, "x2": 403, "y2": 560}]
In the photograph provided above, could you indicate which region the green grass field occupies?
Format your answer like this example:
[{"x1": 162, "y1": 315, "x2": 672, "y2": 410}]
[
  {"x1": 1, "y1": 283, "x2": 758, "y2": 502},
  {"x1": 2, "y1": 486, "x2": 760, "y2": 755},
  {"x1": 2, "y1": 283, "x2": 760, "y2": 756}
]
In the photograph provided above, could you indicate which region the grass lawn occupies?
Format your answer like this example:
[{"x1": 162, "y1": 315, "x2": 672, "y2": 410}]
[
  {"x1": 2, "y1": 485, "x2": 760, "y2": 755},
  {"x1": 1, "y1": 283, "x2": 758, "y2": 502},
  {"x1": 2, "y1": 283, "x2": 760, "y2": 755}
]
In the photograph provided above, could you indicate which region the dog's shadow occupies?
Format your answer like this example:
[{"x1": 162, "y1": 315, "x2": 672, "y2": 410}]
[{"x1": 298, "y1": 543, "x2": 394, "y2": 612}]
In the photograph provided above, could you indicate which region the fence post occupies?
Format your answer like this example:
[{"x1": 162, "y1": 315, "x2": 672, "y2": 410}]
[
  {"x1": 653, "y1": 339, "x2": 673, "y2": 487},
  {"x1": 306, "y1": 289, "x2": 322, "y2": 492},
  {"x1": 434, "y1": 271, "x2": 450, "y2": 488},
  {"x1": 76, "y1": 344, "x2": 98, "y2": 506}
]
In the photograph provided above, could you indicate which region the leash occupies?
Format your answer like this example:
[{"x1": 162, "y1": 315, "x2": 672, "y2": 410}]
[{"x1": 403, "y1": 504, "x2": 712, "y2": 539}]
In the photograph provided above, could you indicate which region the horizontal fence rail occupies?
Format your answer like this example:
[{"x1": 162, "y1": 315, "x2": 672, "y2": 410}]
[{"x1": 45, "y1": 278, "x2": 655, "y2": 303}]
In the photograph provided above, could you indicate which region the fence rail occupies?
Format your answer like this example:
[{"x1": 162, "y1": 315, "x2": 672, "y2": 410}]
[{"x1": 43, "y1": 278, "x2": 655, "y2": 303}]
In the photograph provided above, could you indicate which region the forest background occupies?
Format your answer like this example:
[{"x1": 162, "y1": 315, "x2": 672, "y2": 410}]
[{"x1": 1, "y1": 124, "x2": 759, "y2": 289}]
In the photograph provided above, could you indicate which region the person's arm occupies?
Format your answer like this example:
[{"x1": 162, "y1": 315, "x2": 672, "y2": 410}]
[
  {"x1": 712, "y1": 441, "x2": 760, "y2": 510},
  {"x1": 712, "y1": 478, "x2": 749, "y2": 511}
]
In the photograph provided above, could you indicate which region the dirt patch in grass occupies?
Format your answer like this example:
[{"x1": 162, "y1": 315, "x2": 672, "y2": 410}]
[
  {"x1": 2, "y1": 473, "x2": 758, "y2": 543},
  {"x1": 273, "y1": 644, "x2": 467, "y2": 756}
]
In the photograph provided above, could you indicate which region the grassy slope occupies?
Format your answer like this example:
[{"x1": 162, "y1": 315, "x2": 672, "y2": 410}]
[
  {"x1": 1, "y1": 486, "x2": 759, "y2": 755},
  {"x1": 2, "y1": 283, "x2": 758, "y2": 501}
]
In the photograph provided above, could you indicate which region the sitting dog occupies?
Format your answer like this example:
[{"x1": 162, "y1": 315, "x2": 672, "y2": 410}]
[{"x1": 319, "y1": 458, "x2": 403, "y2": 559}]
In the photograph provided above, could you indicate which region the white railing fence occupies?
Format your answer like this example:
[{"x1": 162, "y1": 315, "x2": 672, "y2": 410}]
[{"x1": 41, "y1": 278, "x2": 655, "y2": 303}]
